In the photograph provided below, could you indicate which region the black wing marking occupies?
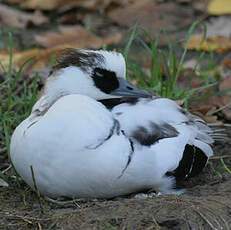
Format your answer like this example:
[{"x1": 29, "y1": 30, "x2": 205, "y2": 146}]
[{"x1": 131, "y1": 122, "x2": 179, "y2": 146}]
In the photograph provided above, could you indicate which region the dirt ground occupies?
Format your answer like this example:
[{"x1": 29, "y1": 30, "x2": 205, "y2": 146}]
[{"x1": 0, "y1": 135, "x2": 230, "y2": 230}]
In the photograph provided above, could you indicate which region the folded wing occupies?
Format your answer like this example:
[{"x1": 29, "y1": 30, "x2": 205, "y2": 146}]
[{"x1": 112, "y1": 97, "x2": 213, "y2": 182}]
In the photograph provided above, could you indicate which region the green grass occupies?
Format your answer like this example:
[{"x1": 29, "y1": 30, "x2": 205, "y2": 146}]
[
  {"x1": 0, "y1": 33, "x2": 39, "y2": 160},
  {"x1": 123, "y1": 23, "x2": 219, "y2": 107}
]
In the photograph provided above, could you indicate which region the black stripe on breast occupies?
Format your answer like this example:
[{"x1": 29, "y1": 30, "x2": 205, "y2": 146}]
[
  {"x1": 86, "y1": 119, "x2": 120, "y2": 149},
  {"x1": 99, "y1": 98, "x2": 125, "y2": 109},
  {"x1": 166, "y1": 144, "x2": 208, "y2": 181},
  {"x1": 118, "y1": 131, "x2": 135, "y2": 178},
  {"x1": 99, "y1": 97, "x2": 140, "y2": 110},
  {"x1": 131, "y1": 122, "x2": 179, "y2": 146}
]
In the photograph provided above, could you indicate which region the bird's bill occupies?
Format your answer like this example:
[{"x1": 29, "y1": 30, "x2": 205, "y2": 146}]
[{"x1": 110, "y1": 78, "x2": 152, "y2": 98}]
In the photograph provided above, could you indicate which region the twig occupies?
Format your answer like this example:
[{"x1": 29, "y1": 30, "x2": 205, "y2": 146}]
[
  {"x1": 13, "y1": 215, "x2": 33, "y2": 225},
  {"x1": 2, "y1": 164, "x2": 12, "y2": 174},
  {"x1": 199, "y1": 205, "x2": 226, "y2": 230},
  {"x1": 30, "y1": 165, "x2": 44, "y2": 213},
  {"x1": 38, "y1": 222, "x2": 43, "y2": 230},
  {"x1": 45, "y1": 197, "x2": 85, "y2": 207},
  {"x1": 2, "y1": 213, "x2": 51, "y2": 222},
  {"x1": 0, "y1": 147, "x2": 7, "y2": 154},
  {"x1": 208, "y1": 123, "x2": 230, "y2": 127},
  {"x1": 210, "y1": 155, "x2": 231, "y2": 160},
  {"x1": 207, "y1": 102, "x2": 231, "y2": 116},
  {"x1": 193, "y1": 207, "x2": 217, "y2": 230}
]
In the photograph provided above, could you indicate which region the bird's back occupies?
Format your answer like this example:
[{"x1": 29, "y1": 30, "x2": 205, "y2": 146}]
[{"x1": 111, "y1": 97, "x2": 213, "y2": 187}]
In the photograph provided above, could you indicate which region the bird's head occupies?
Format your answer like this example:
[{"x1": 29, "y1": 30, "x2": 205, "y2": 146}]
[{"x1": 43, "y1": 48, "x2": 151, "y2": 101}]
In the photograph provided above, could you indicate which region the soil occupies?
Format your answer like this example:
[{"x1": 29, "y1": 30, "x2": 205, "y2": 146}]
[{"x1": 0, "y1": 137, "x2": 230, "y2": 230}]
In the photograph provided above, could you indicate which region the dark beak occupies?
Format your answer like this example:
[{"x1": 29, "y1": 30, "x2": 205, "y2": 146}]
[{"x1": 110, "y1": 78, "x2": 152, "y2": 98}]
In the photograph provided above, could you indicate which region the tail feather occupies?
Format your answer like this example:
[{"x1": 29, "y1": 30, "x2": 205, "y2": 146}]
[
  {"x1": 208, "y1": 125, "x2": 229, "y2": 142},
  {"x1": 188, "y1": 146, "x2": 208, "y2": 178},
  {"x1": 170, "y1": 144, "x2": 195, "y2": 180},
  {"x1": 167, "y1": 144, "x2": 209, "y2": 182}
]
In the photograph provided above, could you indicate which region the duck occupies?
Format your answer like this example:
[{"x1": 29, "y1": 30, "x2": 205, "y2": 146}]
[{"x1": 10, "y1": 49, "x2": 214, "y2": 199}]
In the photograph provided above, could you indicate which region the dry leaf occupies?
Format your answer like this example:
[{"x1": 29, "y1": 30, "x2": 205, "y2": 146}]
[
  {"x1": 190, "y1": 105, "x2": 219, "y2": 123},
  {"x1": 0, "y1": 47, "x2": 77, "y2": 74},
  {"x1": 187, "y1": 16, "x2": 231, "y2": 53},
  {"x1": 178, "y1": 68, "x2": 203, "y2": 89},
  {"x1": 223, "y1": 58, "x2": 231, "y2": 69},
  {"x1": 219, "y1": 77, "x2": 231, "y2": 92},
  {"x1": 35, "y1": 25, "x2": 122, "y2": 48},
  {"x1": 176, "y1": 0, "x2": 192, "y2": 3},
  {"x1": 190, "y1": 90, "x2": 231, "y2": 122},
  {"x1": 219, "y1": 55, "x2": 231, "y2": 78},
  {"x1": 208, "y1": 0, "x2": 231, "y2": 15},
  {"x1": 108, "y1": 0, "x2": 193, "y2": 37},
  {"x1": 183, "y1": 59, "x2": 198, "y2": 70},
  {"x1": 0, "y1": 29, "x2": 122, "y2": 74},
  {"x1": 5, "y1": 0, "x2": 23, "y2": 3},
  {"x1": 203, "y1": 115, "x2": 219, "y2": 123},
  {"x1": 188, "y1": 16, "x2": 231, "y2": 53},
  {"x1": 6, "y1": 0, "x2": 86, "y2": 10},
  {"x1": 21, "y1": 0, "x2": 76, "y2": 10},
  {"x1": 0, "y1": 48, "x2": 44, "y2": 71},
  {"x1": 35, "y1": 26, "x2": 102, "y2": 48},
  {"x1": 217, "y1": 96, "x2": 231, "y2": 121},
  {"x1": 187, "y1": 35, "x2": 231, "y2": 53},
  {"x1": 192, "y1": 0, "x2": 209, "y2": 12},
  {"x1": 191, "y1": 105, "x2": 213, "y2": 115},
  {"x1": 0, "y1": 3, "x2": 48, "y2": 28},
  {"x1": 7, "y1": 0, "x2": 119, "y2": 11},
  {"x1": 207, "y1": 95, "x2": 231, "y2": 121},
  {"x1": 0, "y1": 24, "x2": 122, "y2": 74},
  {"x1": 205, "y1": 16, "x2": 231, "y2": 38}
]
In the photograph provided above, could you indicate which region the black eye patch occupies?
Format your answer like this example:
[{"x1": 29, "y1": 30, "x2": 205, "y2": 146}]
[{"x1": 92, "y1": 68, "x2": 119, "y2": 94}]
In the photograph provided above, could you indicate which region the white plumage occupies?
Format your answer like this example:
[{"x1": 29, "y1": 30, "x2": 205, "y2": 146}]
[{"x1": 10, "y1": 49, "x2": 213, "y2": 198}]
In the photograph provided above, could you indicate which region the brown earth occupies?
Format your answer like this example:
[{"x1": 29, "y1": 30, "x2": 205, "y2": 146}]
[{"x1": 0, "y1": 139, "x2": 230, "y2": 230}]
